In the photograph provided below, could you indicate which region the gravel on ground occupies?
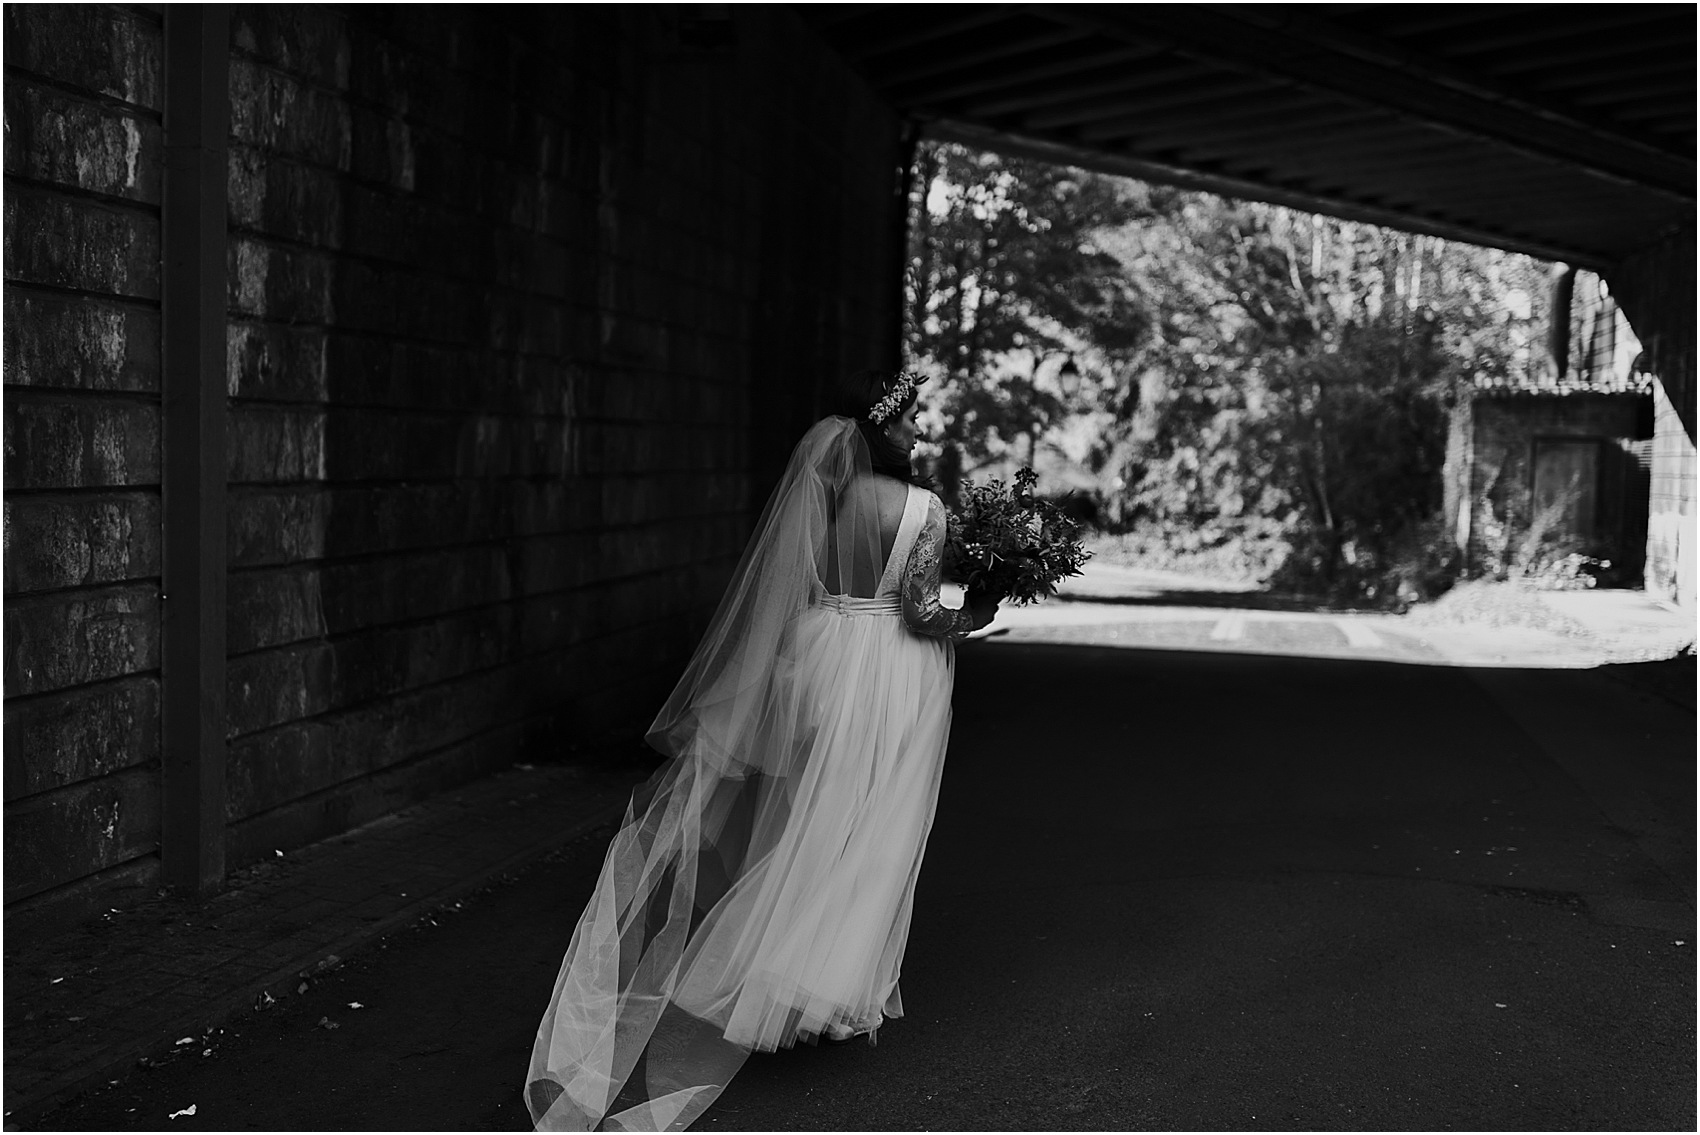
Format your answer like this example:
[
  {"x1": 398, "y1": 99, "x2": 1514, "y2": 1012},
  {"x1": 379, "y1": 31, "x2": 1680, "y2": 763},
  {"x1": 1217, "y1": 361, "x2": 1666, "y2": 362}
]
[{"x1": 1406, "y1": 580, "x2": 1595, "y2": 636}]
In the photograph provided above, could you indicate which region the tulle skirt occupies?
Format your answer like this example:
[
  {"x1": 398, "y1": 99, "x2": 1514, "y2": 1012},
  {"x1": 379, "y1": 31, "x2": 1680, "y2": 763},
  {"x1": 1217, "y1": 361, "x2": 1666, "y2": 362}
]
[{"x1": 527, "y1": 598, "x2": 954, "y2": 1131}]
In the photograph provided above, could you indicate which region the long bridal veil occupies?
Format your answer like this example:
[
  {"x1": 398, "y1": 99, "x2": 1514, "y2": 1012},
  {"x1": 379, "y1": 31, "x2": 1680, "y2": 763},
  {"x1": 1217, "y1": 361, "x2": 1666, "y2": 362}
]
[{"x1": 526, "y1": 418, "x2": 892, "y2": 1131}]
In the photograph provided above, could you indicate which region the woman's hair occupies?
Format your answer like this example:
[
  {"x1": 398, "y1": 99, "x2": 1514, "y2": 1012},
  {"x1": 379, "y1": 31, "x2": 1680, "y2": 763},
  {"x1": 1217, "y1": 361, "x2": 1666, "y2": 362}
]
[{"x1": 832, "y1": 368, "x2": 920, "y2": 483}]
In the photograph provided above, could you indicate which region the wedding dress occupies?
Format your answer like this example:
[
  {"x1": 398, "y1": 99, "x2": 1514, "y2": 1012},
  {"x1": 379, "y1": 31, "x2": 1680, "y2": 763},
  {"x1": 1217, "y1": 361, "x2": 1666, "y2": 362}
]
[{"x1": 526, "y1": 418, "x2": 976, "y2": 1132}]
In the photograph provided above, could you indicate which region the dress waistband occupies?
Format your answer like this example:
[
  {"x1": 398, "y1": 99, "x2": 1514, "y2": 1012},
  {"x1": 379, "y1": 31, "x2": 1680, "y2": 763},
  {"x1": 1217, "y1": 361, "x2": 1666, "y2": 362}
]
[{"x1": 815, "y1": 593, "x2": 903, "y2": 616}]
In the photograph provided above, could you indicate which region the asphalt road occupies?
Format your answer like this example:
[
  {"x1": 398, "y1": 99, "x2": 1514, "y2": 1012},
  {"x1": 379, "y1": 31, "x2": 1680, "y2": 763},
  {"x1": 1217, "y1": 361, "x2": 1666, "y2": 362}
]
[{"x1": 41, "y1": 640, "x2": 1695, "y2": 1131}]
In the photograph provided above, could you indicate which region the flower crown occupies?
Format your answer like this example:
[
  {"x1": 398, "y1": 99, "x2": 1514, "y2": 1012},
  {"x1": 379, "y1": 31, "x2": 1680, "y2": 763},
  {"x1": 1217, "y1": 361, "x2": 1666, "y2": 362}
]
[{"x1": 866, "y1": 370, "x2": 928, "y2": 425}]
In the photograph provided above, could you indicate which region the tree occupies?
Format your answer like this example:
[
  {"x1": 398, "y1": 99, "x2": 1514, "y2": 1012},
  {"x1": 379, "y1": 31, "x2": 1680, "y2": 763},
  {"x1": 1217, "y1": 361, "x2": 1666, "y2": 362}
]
[
  {"x1": 1096, "y1": 192, "x2": 1548, "y2": 596},
  {"x1": 903, "y1": 142, "x2": 1552, "y2": 601},
  {"x1": 902, "y1": 143, "x2": 1149, "y2": 496}
]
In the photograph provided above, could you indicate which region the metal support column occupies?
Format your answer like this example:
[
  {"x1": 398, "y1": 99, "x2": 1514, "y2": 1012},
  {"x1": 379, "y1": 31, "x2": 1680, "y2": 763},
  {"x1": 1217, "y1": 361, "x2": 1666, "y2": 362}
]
[{"x1": 160, "y1": 5, "x2": 230, "y2": 894}]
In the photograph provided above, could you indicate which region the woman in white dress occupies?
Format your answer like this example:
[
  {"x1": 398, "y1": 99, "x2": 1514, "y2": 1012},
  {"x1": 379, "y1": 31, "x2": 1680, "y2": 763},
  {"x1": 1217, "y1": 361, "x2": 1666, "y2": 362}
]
[{"x1": 525, "y1": 370, "x2": 998, "y2": 1131}]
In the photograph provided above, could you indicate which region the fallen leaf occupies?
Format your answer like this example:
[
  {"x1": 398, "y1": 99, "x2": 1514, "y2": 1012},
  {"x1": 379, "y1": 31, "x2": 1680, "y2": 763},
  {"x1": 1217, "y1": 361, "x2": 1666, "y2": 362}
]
[
  {"x1": 274, "y1": 850, "x2": 283, "y2": 857},
  {"x1": 50, "y1": 977, "x2": 64, "y2": 984},
  {"x1": 316, "y1": 1016, "x2": 340, "y2": 1030},
  {"x1": 201, "y1": 1049, "x2": 212, "y2": 1057},
  {"x1": 297, "y1": 982, "x2": 308, "y2": 995},
  {"x1": 167, "y1": 1104, "x2": 196, "y2": 1119},
  {"x1": 348, "y1": 1002, "x2": 364, "y2": 1009},
  {"x1": 175, "y1": 1037, "x2": 195, "y2": 1046},
  {"x1": 1494, "y1": 1003, "x2": 1507, "y2": 1009}
]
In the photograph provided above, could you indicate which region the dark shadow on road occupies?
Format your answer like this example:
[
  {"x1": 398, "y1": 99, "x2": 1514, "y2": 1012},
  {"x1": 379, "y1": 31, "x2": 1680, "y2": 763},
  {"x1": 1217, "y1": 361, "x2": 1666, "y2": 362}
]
[
  {"x1": 1596, "y1": 649, "x2": 1697, "y2": 711},
  {"x1": 746, "y1": 639, "x2": 1696, "y2": 1130},
  {"x1": 29, "y1": 639, "x2": 1695, "y2": 1133}
]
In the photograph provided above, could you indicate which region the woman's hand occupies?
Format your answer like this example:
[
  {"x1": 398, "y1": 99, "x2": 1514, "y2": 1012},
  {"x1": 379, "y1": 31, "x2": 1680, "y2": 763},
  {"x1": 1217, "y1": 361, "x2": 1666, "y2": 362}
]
[{"x1": 965, "y1": 589, "x2": 1001, "y2": 632}]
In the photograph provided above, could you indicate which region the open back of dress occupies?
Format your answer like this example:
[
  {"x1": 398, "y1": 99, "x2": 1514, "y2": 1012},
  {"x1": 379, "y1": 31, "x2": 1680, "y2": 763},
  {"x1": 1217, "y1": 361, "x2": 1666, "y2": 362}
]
[{"x1": 819, "y1": 476, "x2": 911, "y2": 598}]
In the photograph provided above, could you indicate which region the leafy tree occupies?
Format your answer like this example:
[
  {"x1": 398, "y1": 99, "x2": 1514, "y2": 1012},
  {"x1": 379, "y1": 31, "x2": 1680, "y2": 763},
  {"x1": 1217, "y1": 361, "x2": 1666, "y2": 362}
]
[
  {"x1": 1110, "y1": 194, "x2": 1547, "y2": 596},
  {"x1": 902, "y1": 143, "x2": 1149, "y2": 495},
  {"x1": 903, "y1": 141, "x2": 1552, "y2": 602}
]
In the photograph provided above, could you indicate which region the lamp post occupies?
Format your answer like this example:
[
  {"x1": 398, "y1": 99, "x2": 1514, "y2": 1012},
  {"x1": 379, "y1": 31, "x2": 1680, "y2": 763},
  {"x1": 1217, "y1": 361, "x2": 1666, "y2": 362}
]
[{"x1": 1056, "y1": 355, "x2": 1082, "y2": 403}]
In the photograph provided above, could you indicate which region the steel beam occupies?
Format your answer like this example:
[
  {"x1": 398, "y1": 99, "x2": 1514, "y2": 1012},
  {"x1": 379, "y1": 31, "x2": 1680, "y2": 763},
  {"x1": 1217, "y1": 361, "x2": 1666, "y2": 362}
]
[
  {"x1": 923, "y1": 118, "x2": 1610, "y2": 268},
  {"x1": 1047, "y1": 5, "x2": 1695, "y2": 202}
]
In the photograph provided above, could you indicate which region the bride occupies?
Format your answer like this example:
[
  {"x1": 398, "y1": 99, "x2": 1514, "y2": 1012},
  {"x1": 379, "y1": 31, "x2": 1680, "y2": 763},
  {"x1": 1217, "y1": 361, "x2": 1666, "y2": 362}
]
[{"x1": 525, "y1": 369, "x2": 999, "y2": 1131}]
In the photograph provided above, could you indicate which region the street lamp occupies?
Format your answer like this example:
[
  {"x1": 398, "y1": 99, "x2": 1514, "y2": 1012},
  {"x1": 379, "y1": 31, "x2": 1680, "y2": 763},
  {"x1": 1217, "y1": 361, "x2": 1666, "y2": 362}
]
[{"x1": 1056, "y1": 355, "x2": 1082, "y2": 402}]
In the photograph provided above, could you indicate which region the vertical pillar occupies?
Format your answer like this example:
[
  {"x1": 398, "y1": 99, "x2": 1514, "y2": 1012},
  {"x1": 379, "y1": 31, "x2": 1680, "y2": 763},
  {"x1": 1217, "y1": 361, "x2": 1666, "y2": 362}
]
[
  {"x1": 160, "y1": 6, "x2": 230, "y2": 894},
  {"x1": 888, "y1": 120, "x2": 921, "y2": 372},
  {"x1": 1606, "y1": 226, "x2": 1696, "y2": 615},
  {"x1": 1546, "y1": 264, "x2": 1576, "y2": 380}
]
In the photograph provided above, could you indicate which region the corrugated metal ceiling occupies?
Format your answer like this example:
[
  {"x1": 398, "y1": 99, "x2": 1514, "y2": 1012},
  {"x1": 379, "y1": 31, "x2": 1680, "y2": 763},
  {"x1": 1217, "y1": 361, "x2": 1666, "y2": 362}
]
[{"x1": 799, "y1": 3, "x2": 1694, "y2": 267}]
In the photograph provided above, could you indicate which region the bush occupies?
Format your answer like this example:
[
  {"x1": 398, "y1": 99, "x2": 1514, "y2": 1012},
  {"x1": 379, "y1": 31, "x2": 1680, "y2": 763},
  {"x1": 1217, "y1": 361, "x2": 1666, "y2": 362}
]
[
  {"x1": 1092, "y1": 512, "x2": 1465, "y2": 611},
  {"x1": 1085, "y1": 521, "x2": 1280, "y2": 583},
  {"x1": 1473, "y1": 481, "x2": 1613, "y2": 590},
  {"x1": 1376, "y1": 515, "x2": 1464, "y2": 606},
  {"x1": 1518, "y1": 551, "x2": 1609, "y2": 591}
]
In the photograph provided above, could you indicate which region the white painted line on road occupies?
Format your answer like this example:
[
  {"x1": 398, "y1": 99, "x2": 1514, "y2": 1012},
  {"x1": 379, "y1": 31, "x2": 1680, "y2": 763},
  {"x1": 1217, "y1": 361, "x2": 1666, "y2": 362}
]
[
  {"x1": 1209, "y1": 614, "x2": 1246, "y2": 641},
  {"x1": 1339, "y1": 621, "x2": 1382, "y2": 649}
]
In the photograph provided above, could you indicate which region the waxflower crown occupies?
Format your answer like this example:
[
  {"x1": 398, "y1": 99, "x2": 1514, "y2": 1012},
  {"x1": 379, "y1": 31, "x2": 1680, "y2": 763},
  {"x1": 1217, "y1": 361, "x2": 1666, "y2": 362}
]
[{"x1": 866, "y1": 370, "x2": 928, "y2": 425}]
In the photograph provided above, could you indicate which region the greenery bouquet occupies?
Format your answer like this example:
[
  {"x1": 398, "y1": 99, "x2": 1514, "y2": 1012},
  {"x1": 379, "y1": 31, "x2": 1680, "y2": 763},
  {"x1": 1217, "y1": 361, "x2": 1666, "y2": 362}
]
[{"x1": 944, "y1": 468, "x2": 1091, "y2": 605}]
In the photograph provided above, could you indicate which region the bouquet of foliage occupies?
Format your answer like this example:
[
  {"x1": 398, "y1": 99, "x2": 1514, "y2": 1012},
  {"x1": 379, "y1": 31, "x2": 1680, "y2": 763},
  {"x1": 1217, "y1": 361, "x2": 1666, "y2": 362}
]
[{"x1": 944, "y1": 468, "x2": 1091, "y2": 605}]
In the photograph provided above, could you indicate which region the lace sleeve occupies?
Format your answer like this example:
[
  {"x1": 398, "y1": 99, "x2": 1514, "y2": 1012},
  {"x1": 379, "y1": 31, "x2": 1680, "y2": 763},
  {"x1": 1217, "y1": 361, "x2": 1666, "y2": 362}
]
[{"x1": 902, "y1": 493, "x2": 977, "y2": 641}]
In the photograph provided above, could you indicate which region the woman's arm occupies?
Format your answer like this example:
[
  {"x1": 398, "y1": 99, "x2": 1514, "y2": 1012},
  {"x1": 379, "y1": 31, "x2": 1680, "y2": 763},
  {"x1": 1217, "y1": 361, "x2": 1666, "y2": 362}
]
[{"x1": 902, "y1": 493, "x2": 996, "y2": 640}]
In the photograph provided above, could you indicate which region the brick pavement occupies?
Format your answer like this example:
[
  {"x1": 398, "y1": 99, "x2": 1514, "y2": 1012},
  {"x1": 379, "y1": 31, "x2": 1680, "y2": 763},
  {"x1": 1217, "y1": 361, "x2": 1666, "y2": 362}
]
[{"x1": 3, "y1": 758, "x2": 648, "y2": 1125}]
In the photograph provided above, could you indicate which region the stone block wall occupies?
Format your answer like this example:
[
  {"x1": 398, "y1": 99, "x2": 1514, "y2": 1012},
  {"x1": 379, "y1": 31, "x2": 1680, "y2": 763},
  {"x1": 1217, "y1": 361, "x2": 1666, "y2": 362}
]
[
  {"x1": 4, "y1": 6, "x2": 168, "y2": 912},
  {"x1": 6, "y1": 4, "x2": 903, "y2": 920}
]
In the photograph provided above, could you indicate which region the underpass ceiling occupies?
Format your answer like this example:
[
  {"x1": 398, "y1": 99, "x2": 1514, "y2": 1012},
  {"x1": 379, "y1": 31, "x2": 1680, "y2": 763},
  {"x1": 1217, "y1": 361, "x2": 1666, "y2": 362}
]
[{"x1": 799, "y1": 3, "x2": 1695, "y2": 268}]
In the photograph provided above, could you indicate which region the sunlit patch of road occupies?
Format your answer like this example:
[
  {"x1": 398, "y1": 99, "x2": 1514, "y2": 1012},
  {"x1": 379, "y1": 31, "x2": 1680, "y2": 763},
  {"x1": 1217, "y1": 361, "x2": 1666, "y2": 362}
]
[
  {"x1": 1208, "y1": 614, "x2": 1245, "y2": 641},
  {"x1": 984, "y1": 604, "x2": 1448, "y2": 664},
  {"x1": 1338, "y1": 621, "x2": 1383, "y2": 649},
  {"x1": 954, "y1": 563, "x2": 1692, "y2": 669}
]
